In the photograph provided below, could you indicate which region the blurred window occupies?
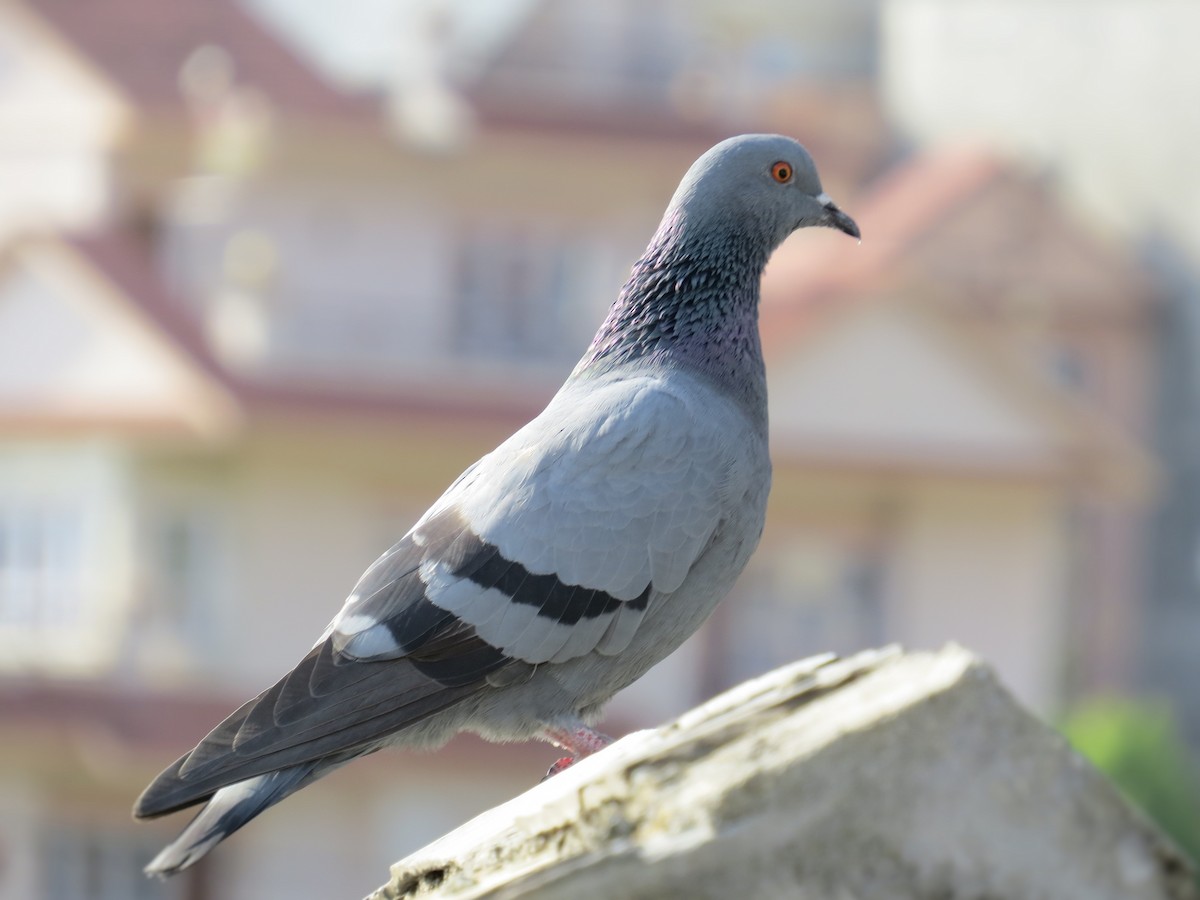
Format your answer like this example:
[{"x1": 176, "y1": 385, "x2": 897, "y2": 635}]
[
  {"x1": 268, "y1": 285, "x2": 412, "y2": 366},
  {"x1": 41, "y1": 823, "x2": 193, "y2": 900},
  {"x1": 719, "y1": 532, "x2": 888, "y2": 687},
  {"x1": 148, "y1": 504, "x2": 220, "y2": 639},
  {"x1": 453, "y1": 224, "x2": 575, "y2": 359},
  {"x1": 0, "y1": 499, "x2": 84, "y2": 632},
  {"x1": 1045, "y1": 344, "x2": 1091, "y2": 393}
]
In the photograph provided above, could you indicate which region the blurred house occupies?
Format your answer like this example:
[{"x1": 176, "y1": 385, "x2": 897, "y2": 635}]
[
  {"x1": 754, "y1": 146, "x2": 1155, "y2": 707},
  {"x1": 0, "y1": 0, "x2": 1163, "y2": 898},
  {"x1": 881, "y1": 0, "x2": 1200, "y2": 744}
]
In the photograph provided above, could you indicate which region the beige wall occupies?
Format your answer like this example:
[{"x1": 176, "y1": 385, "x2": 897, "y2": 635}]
[
  {"x1": 889, "y1": 481, "x2": 1067, "y2": 711},
  {"x1": 757, "y1": 470, "x2": 1069, "y2": 714},
  {"x1": 132, "y1": 420, "x2": 506, "y2": 689},
  {"x1": 770, "y1": 304, "x2": 1057, "y2": 467}
]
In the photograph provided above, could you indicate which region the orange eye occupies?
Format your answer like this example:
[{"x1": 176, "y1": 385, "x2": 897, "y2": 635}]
[{"x1": 771, "y1": 160, "x2": 793, "y2": 183}]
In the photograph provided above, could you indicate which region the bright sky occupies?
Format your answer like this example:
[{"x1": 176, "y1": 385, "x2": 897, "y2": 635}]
[{"x1": 241, "y1": 0, "x2": 537, "y2": 90}]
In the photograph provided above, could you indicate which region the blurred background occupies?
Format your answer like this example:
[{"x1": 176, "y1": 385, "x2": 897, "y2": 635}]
[{"x1": 0, "y1": 0, "x2": 1197, "y2": 896}]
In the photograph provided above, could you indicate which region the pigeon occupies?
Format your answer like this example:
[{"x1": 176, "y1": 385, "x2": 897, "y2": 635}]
[{"x1": 135, "y1": 133, "x2": 860, "y2": 876}]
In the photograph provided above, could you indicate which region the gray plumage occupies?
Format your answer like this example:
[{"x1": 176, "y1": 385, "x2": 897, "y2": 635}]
[{"x1": 135, "y1": 133, "x2": 859, "y2": 877}]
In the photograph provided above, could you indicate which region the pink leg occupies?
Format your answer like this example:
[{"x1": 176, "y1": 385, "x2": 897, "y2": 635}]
[{"x1": 539, "y1": 721, "x2": 612, "y2": 779}]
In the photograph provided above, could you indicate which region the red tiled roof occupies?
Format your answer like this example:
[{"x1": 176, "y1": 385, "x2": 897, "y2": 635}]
[
  {"x1": 759, "y1": 143, "x2": 1159, "y2": 355},
  {"x1": 761, "y1": 145, "x2": 1005, "y2": 353},
  {"x1": 0, "y1": 677, "x2": 243, "y2": 754},
  {"x1": 25, "y1": 0, "x2": 373, "y2": 121},
  {"x1": 66, "y1": 229, "x2": 547, "y2": 431},
  {"x1": 68, "y1": 230, "x2": 230, "y2": 384}
]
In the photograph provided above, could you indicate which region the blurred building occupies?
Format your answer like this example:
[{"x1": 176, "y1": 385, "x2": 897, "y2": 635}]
[
  {"x1": 0, "y1": 0, "x2": 1168, "y2": 898},
  {"x1": 879, "y1": 0, "x2": 1200, "y2": 753}
]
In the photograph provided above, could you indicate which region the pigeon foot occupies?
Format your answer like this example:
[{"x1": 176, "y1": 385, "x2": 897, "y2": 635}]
[{"x1": 540, "y1": 721, "x2": 612, "y2": 779}]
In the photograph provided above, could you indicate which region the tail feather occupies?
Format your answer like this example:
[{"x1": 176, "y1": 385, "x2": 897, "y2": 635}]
[{"x1": 144, "y1": 764, "x2": 315, "y2": 877}]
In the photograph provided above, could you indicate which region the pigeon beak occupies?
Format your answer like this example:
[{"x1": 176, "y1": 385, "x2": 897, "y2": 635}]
[{"x1": 816, "y1": 193, "x2": 860, "y2": 240}]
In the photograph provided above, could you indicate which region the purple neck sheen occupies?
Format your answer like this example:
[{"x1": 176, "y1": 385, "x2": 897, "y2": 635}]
[{"x1": 572, "y1": 210, "x2": 770, "y2": 425}]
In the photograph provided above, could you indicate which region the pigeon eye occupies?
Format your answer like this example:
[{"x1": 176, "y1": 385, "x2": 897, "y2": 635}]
[{"x1": 771, "y1": 161, "x2": 793, "y2": 184}]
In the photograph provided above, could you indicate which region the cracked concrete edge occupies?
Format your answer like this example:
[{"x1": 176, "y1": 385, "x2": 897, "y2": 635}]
[
  {"x1": 367, "y1": 646, "x2": 929, "y2": 898},
  {"x1": 367, "y1": 646, "x2": 1199, "y2": 900}
]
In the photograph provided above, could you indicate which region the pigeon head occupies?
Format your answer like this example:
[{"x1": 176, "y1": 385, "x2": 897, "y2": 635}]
[
  {"x1": 666, "y1": 133, "x2": 859, "y2": 251},
  {"x1": 575, "y1": 134, "x2": 856, "y2": 418}
]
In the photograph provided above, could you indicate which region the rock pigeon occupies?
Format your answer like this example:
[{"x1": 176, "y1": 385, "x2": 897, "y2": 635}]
[{"x1": 135, "y1": 133, "x2": 860, "y2": 876}]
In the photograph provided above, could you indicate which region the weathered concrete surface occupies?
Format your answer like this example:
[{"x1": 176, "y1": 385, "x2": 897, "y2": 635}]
[{"x1": 368, "y1": 646, "x2": 1198, "y2": 900}]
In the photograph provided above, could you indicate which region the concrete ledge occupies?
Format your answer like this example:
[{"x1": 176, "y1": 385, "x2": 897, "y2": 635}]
[{"x1": 368, "y1": 646, "x2": 1198, "y2": 900}]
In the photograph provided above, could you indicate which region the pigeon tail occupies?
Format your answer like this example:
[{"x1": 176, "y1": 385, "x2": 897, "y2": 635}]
[{"x1": 144, "y1": 765, "x2": 314, "y2": 877}]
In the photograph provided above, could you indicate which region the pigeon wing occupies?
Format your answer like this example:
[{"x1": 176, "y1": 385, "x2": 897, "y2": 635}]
[
  {"x1": 137, "y1": 375, "x2": 748, "y2": 818},
  {"x1": 334, "y1": 374, "x2": 742, "y2": 667}
]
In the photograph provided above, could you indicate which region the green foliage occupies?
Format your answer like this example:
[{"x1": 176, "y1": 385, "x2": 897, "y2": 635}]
[{"x1": 1061, "y1": 697, "x2": 1200, "y2": 873}]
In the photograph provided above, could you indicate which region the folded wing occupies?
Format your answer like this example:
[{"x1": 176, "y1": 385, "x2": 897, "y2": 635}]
[{"x1": 137, "y1": 375, "x2": 737, "y2": 818}]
